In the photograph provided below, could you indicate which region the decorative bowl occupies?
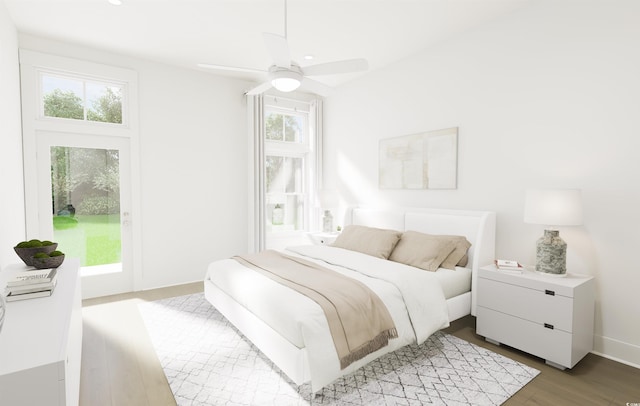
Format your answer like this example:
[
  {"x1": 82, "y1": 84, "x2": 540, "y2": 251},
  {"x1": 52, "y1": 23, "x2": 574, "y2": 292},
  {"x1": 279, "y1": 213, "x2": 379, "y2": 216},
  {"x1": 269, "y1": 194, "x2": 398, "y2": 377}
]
[
  {"x1": 14, "y1": 243, "x2": 58, "y2": 266},
  {"x1": 31, "y1": 254, "x2": 65, "y2": 269}
]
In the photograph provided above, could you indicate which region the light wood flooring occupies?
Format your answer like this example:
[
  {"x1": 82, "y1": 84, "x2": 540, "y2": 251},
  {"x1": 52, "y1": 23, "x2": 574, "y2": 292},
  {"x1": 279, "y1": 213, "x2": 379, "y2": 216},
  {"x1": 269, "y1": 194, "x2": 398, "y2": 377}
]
[{"x1": 80, "y1": 284, "x2": 640, "y2": 405}]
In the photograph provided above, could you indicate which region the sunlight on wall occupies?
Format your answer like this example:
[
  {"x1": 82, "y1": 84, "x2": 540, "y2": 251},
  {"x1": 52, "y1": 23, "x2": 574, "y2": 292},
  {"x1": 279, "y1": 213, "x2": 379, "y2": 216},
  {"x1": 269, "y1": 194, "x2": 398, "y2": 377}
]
[{"x1": 335, "y1": 151, "x2": 393, "y2": 220}]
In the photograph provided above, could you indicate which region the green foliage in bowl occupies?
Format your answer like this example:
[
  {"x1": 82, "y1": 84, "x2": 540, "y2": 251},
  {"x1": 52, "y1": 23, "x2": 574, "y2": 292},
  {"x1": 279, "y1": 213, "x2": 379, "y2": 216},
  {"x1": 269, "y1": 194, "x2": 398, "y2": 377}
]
[
  {"x1": 14, "y1": 240, "x2": 59, "y2": 266},
  {"x1": 16, "y1": 240, "x2": 41, "y2": 248},
  {"x1": 31, "y1": 251, "x2": 65, "y2": 269}
]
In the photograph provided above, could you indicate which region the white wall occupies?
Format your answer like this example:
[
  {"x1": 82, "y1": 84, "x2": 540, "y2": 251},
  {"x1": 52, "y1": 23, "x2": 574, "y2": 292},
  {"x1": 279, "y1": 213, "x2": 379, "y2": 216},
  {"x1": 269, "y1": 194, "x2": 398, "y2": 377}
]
[
  {"x1": 324, "y1": 0, "x2": 640, "y2": 367},
  {"x1": 17, "y1": 35, "x2": 251, "y2": 289},
  {"x1": 0, "y1": 1, "x2": 26, "y2": 270}
]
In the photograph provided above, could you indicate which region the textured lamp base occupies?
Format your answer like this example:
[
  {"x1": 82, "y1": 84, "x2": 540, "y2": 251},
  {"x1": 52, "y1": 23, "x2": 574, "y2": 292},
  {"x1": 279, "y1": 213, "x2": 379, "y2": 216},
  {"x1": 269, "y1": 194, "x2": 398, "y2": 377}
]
[
  {"x1": 322, "y1": 210, "x2": 333, "y2": 232},
  {"x1": 536, "y1": 229, "x2": 567, "y2": 276}
]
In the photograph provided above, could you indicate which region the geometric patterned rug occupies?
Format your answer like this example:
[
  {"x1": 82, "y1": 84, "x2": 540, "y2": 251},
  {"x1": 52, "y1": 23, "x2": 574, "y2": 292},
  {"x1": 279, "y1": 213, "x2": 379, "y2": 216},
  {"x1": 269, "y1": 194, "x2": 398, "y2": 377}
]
[{"x1": 138, "y1": 293, "x2": 539, "y2": 406}]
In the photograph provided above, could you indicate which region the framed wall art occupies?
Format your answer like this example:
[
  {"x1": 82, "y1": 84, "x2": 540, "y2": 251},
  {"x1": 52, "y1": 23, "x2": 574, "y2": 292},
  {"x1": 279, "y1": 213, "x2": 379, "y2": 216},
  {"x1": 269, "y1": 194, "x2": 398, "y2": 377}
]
[{"x1": 379, "y1": 127, "x2": 458, "y2": 189}]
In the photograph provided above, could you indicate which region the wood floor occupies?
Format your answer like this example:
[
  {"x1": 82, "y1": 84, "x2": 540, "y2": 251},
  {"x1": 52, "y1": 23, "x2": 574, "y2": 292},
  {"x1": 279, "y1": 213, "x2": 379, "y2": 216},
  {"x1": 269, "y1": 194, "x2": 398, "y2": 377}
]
[{"x1": 80, "y1": 284, "x2": 640, "y2": 406}]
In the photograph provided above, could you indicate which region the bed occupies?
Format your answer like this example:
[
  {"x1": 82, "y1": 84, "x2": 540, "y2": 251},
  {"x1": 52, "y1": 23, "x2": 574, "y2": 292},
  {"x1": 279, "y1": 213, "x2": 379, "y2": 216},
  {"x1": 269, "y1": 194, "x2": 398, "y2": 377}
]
[{"x1": 204, "y1": 207, "x2": 496, "y2": 392}]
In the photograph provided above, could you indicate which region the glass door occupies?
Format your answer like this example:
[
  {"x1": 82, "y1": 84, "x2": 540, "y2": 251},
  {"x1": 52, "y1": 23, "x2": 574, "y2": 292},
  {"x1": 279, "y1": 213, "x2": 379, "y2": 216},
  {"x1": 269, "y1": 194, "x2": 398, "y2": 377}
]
[{"x1": 36, "y1": 132, "x2": 133, "y2": 298}]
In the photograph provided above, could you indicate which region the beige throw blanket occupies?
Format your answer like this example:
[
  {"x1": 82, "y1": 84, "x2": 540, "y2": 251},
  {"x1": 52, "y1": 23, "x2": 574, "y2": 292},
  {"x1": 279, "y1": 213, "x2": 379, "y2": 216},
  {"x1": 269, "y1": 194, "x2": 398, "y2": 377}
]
[{"x1": 233, "y1": 250, "x2": 398, "y2": 369}]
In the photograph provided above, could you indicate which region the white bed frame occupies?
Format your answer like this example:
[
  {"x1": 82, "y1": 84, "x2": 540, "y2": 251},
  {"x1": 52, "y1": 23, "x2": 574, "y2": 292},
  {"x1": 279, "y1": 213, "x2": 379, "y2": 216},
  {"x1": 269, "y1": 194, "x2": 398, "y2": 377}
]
[{"x1": 204, "y1": 207, "x2": 496, "y2": 387}]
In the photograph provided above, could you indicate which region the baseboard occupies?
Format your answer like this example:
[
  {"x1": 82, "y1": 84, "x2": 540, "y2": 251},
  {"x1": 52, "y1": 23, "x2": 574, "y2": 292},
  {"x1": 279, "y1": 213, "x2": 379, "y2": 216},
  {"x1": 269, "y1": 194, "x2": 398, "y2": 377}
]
[{"x1": 592, "y1": 334, "x2": 640, "y2": 369}]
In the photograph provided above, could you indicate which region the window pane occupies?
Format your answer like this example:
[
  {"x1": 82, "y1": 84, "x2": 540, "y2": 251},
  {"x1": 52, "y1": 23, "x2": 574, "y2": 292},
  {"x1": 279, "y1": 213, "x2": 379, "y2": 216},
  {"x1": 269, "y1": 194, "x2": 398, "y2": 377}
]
[
  {"x1": 41, "y1": 74, "x2": 124, "y2": 124},
  {"x1": 86, "y1": 82, "x2": 123, "y2": 124},
  {"x1": 285, "y1": 157, "x2": 303, "y2": 193},
  {"x1": 265, "y1": 155, "x2": 304, "y2": 232},
  {"x1": 266, "y1": 156, "x2": 284, "y2": 193},
  {"x1": 266, "y1": 156, "x2": 302, "y2": 194},
  {"x1": 265, "y1": 112, "x2": 303, "y2": 143},
  {"x1": 266, "y1": 113, "x2": 283, "y2": 141},
  {"x1": 285, "y1": 115, "x2": 303, "y2": 142},
  {"x1": 51, "y1": 146, "x2": 122, "y2": 267},
  {"x1": 42, "y1": 75, "x2": 84, "y2": 120}
]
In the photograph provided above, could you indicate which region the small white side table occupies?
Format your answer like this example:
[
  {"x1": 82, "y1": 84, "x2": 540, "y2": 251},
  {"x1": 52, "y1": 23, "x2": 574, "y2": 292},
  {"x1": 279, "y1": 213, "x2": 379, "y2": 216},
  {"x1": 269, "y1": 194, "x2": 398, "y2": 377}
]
[{"x1": 476, "y1": 264, "x2": 594, "y2": 370}]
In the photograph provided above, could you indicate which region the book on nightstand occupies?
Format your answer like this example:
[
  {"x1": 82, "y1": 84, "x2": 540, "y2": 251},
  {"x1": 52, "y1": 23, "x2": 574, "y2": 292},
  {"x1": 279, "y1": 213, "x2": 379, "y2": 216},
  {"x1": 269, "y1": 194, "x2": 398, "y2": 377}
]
[
  {"x1": 6, "y1": 268, "x2": 57, "y2": 287},
  {"x1": 494, "y1": 259, "x2": 524, "y2": 273},
  {"x1": 4, "y1": 268, "x2": 58, "y2": 301},
  {"x1": 5, "y1": 288, "x2": 54, "y2": 302},
  {"x1": 5, "y1": 278, "x2": 58, "y2": 296}
]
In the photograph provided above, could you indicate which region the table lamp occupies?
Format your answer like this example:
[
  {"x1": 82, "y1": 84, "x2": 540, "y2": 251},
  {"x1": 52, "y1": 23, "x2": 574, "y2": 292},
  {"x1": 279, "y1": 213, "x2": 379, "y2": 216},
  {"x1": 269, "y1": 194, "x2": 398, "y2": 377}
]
[
  {"x1": 524, "y1": 189, "x2": 583, "y2": 276},
  {"x1": 318, "y1": 190, "x2": 339, "y2": 232}
]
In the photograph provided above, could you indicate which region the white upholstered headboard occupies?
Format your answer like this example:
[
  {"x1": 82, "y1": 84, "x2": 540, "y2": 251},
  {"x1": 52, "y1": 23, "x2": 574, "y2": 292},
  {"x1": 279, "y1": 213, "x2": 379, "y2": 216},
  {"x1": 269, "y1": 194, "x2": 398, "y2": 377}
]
[{"x1": 345, "y1": 207, "x2": 496, "y2": 316}]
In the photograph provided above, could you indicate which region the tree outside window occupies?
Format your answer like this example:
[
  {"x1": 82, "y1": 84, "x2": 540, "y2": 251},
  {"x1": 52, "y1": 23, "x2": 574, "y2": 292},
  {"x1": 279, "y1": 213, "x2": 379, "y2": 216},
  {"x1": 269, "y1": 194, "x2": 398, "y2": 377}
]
[{"x1": 42, "y1": 73, "x2": 123, "y2": 124}]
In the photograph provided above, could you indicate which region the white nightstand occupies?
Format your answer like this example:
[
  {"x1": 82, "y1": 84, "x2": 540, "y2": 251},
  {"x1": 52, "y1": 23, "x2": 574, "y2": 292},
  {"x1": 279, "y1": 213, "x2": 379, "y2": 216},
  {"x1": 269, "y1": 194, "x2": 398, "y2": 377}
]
[
  {"x1": 307, "y1": 232, "x2": 339, "y2": 245},
  {"x1": 476, "y1": 264, "x2": 594, "y2": 370}
]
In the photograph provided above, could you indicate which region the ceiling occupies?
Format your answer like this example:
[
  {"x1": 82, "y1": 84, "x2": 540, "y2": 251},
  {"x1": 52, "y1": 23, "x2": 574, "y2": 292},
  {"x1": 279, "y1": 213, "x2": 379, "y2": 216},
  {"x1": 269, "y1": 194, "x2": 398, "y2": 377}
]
[{"x1": 4, "y1": 0, "x2": 531, "y2": 90}]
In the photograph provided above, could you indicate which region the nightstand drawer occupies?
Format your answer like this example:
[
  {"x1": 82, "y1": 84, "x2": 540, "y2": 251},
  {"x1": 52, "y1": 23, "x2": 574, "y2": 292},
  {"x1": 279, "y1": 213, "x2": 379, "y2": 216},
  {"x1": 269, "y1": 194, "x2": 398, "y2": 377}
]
[
  {"x1": 478, "y1": 277, "x2": 574, "y2": 332},
  {"x1": 477, "y1": 306, "x2": 573, "y2": 368}
]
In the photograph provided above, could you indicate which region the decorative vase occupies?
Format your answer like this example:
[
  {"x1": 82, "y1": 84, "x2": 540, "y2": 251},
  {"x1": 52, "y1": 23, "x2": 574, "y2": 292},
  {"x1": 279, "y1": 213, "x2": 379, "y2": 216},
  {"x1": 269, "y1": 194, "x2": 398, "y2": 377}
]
[
  {"x1": 272, "y1": 204, "x2": 284, "y2": 225},
  {"x1": 535, "y1": 229, "x2": 567, "y2": 275},
  {"x1": 0, "y1": 292, "x2": 5, "y2": 334},
  {"x1": 323, "y1": 210, "x2": 333, "y2": 232}
]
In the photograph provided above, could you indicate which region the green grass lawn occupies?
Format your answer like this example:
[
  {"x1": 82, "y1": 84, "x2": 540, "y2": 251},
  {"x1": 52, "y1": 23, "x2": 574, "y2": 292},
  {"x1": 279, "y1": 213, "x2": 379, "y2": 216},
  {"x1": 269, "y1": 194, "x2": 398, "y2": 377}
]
[{"x1": 53, "y1": 214, "x2": 121, "y2": 267}]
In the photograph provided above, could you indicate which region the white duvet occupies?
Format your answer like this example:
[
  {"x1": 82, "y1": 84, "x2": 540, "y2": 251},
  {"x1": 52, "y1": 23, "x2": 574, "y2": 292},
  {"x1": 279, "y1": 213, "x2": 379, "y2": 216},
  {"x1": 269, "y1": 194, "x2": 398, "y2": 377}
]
[{"x1": 205, "y1": 245, "x2": 450, "y2": 392}]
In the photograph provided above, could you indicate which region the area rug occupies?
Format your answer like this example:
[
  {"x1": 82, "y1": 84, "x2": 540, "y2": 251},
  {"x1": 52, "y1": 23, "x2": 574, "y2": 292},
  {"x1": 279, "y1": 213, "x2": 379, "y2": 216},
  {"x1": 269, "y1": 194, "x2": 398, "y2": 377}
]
[{"x1": 138, "y1": 293, "x2": 539, "y2": 406}]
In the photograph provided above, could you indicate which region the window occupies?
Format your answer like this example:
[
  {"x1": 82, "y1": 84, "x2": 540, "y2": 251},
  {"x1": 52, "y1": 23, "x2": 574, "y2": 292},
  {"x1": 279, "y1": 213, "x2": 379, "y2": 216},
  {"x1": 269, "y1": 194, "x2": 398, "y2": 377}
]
[
  {"x1": 40, "y1": 71, "x2": 125, "y2": 124},
  {"x1": 263, "y1": 97, "x2": 318, "y2": 247}
]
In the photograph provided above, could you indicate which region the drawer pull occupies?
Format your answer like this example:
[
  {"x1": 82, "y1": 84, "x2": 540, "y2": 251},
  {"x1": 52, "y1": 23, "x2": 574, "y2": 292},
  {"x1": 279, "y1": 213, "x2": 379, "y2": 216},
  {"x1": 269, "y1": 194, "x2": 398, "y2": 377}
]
[
  {"x1": 544, "y1": 323, "x2": 554, "y2": 330},
  {"x1": 545, "y1": 290, "x2": 555, "y2": 296}
]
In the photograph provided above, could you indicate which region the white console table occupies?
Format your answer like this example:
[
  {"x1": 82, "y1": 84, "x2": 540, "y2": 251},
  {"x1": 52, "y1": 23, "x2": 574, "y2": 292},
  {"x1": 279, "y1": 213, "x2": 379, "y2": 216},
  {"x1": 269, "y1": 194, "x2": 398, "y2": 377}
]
[{"x1": 0, "y1": 259, "x2": 82, "y2": 406}]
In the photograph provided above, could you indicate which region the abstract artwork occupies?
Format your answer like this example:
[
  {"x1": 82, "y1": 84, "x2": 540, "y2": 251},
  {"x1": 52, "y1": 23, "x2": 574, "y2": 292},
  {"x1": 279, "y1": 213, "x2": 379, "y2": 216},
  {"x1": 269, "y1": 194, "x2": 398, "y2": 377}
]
[{"x1": 379, "y1": 127, "x2": 458, "y2": 189}]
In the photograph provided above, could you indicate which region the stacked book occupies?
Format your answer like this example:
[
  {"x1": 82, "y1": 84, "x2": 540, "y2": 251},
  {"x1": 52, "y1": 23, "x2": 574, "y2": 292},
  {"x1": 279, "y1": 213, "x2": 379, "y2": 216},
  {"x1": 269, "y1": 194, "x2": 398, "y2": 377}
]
[
  {"x1": 4, "y1": 268, "x2": 58, "y2": 302},
  {"x1": 494, "y1": 259, "x2": 524, "y2": 274}
]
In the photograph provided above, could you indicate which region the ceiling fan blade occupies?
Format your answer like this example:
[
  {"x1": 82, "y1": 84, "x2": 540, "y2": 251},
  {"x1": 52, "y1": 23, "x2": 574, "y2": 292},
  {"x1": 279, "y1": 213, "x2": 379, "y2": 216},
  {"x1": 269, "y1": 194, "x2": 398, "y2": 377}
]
[
  {"x1": 302, "y1": 58, "x2": 369, "y2": 76},
  {"x1": 197, "y1": 63, "x2": 266, "y2": 74},
  {"x1": 300, "y1": 77, "x2": 332, "y2": 97},
  {"x1": 245, "y1": 81, "x2": 273, "y2": 96},
  {"x1": 263, "y1": 33, "x2": 291, "y2": 68}
]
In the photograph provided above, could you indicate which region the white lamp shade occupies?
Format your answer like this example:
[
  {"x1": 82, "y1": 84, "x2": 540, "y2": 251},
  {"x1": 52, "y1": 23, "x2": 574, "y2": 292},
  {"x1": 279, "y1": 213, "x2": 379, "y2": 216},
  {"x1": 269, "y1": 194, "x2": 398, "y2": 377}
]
[
  {"x1": 270, "y1": 70, "x2": 302, "y2": 92},
  {"x1": 524, "y1": 189, "x2": 583, "y2": 226}
]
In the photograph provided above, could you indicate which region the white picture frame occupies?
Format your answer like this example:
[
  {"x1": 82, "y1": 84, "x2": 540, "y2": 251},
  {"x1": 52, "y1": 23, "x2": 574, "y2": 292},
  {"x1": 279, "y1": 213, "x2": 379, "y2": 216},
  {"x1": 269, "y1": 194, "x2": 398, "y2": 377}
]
[{"x1": 379, "y1": 127, "x2": 458, "y2": 189}]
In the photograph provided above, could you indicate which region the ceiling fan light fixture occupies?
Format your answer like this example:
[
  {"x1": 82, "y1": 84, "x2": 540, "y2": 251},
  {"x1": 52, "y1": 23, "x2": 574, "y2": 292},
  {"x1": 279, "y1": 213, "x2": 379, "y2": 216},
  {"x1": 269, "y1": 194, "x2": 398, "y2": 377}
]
[{"x1": 270, "y1": 69, "x2": 302, "y2": 92}]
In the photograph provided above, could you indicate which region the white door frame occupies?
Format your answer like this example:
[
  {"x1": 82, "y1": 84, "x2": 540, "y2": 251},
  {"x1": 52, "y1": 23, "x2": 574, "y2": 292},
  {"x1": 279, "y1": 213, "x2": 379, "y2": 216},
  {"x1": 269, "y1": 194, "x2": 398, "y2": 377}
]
[{"x1": 19, "y1": 50, "x2": 142, "y2": 298}]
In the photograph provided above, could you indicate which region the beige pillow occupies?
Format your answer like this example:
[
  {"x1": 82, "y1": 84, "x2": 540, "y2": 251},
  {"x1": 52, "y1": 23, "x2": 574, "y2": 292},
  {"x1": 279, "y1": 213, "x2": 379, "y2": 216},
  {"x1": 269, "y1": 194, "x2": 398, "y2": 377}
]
[
  {"x1": 389, "y1": 231, "x2": 457, "y2": 272},
  {"x1": 440, "y1": 236, "x2": 472, "y2": 270},
  {"x1": 456, "y1": 253, "x2": 469, "y2": 267},
  {"x1": 331, "y1": 225, "x2": 401, "y2": 259}
]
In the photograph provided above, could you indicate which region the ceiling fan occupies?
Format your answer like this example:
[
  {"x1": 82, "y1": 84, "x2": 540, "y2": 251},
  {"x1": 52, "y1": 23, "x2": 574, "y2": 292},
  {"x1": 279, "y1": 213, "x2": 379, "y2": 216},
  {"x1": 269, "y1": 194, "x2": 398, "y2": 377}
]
[{"x1": 198, "y1": 0, "x2": 369, "y2": 96}]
